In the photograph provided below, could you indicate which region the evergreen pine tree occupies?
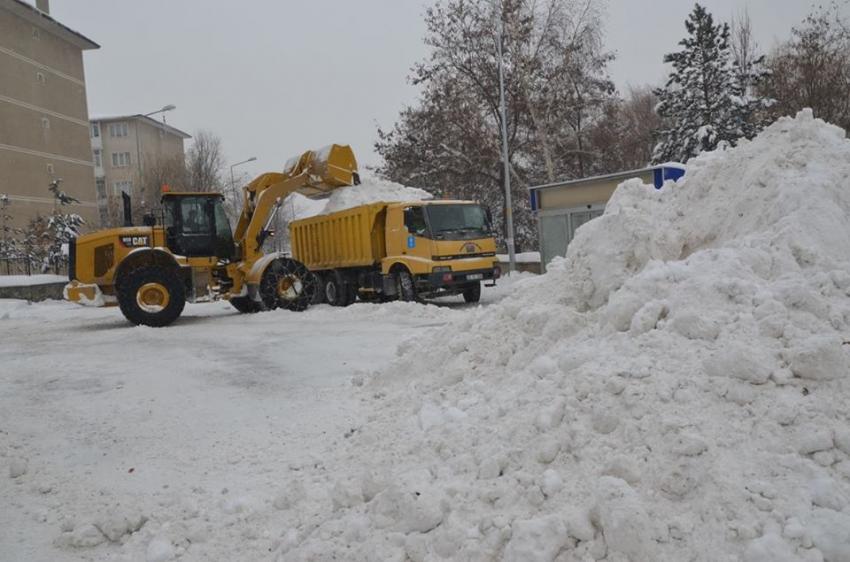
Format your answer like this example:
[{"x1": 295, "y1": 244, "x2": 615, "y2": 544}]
[
  {"x1": 653, "y1": 4, "x2": 771, "y2": 163},
  {"x1": 46, "y1": 179, "x2": 84, "y2": 272}
]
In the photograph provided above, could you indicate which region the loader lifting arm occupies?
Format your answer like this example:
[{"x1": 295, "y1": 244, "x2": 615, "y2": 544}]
[{"x1": 233, "y1": 144, "x2": 359, "y2": 263}]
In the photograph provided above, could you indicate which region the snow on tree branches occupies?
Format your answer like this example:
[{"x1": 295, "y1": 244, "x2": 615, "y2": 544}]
[{"x1": 653, "y1": 4, "x2": 772, "y2": 164}]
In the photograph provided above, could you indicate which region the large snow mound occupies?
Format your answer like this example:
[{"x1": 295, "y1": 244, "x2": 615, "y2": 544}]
[
  {"x1": 282, "y1": 176, "x2": 432, "y2": 221},
  {"x1": 279, "y1": 110, "x2": 850, "y2": 561}
]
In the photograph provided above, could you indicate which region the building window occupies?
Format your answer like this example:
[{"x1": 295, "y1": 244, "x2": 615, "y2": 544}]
[
  {"x1": 41, "y1": 117, "x2": 50, "y2": 129},
  {"x1": 46, "y1": 163, "x2": 54, "y2": 175},
  {"x1": 109, "y1": 122, "x2": 129, "y2": 137},
  {"x1": 113, "y1": 180, "x2": 133, "y2": 196},
  {"x1": 93, "y1": 149, "x2": 102, "y2": 167},
  {"x1": 36, "y1": 72, "x2": 46, "y2": 84},
  {"x1": 96, "y1": 179, "x2": 106, "y2": 198},
  {"x1": 91, "y1": 123, "x2": 100, "y2": 138},
  {"x1": 111, "y1": 152, "x2": 131, "y2": 168}
]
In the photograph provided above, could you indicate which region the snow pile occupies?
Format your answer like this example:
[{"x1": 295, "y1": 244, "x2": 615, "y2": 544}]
[
  {"x1": 279, "y1": 192, "x2": 327, "y2": 223},
  {"x1": 278, "y1": 110, "x2": 850, "y2": 561},
  {"x1": 322, "y1": 176, "x2": 431, "y2": 215},
  {"x1": 281, "y1": 176, "x2": 431, "y2": 221}
]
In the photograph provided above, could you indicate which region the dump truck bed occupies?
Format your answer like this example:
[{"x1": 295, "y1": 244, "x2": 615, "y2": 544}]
[{"x1": 290, "y1": 202, "x2": 388, "y2": 270}]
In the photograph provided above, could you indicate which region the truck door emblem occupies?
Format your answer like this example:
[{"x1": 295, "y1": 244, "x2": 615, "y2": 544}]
[{"x1": 407, "y1": 235, "x2": 416, "y2": 248}]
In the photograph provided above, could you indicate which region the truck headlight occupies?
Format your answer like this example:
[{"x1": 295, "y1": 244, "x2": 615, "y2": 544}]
[{"x1": 432, "y1": 266, "x2": 452, "y2": 273}]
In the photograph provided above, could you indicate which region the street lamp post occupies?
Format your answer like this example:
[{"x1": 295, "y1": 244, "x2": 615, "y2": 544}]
[
  {"x1": 493, "y1": 0, "x2": 517, "y2": 274},
  {"x1": 230, "y1": 157, "x2": 257, "y2": 193}
]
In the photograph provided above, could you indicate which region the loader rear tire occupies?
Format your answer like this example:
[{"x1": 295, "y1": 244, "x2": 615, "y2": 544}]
[
  {"x1": 230, "y1": 296, "x2": 261, "y2": 313},
  {"x1": 260, "y1": 258, "x2": 314, "y2": 312},
  {"x1": 117, "y1": 265, "x2": 186, "y2": 327},
  {"x1": 325, "y1": 270, "x2": 354, "y2": 307}
]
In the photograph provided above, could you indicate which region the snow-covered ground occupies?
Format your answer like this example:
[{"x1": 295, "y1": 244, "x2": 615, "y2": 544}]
[
  {"x1": 0, "y1": 275, "x2": 528, "y2": 562},
  {"x1": 5, "y1": 110, "x2": 850, "y2": 562}
]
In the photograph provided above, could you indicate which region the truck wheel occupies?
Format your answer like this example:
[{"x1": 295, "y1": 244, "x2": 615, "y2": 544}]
[
  {"x1": 462, "y1": 281, "x2": 481, "y2": 303},
  {"x1": 117, "y1": 265, "x2": 186, "y2": 327},
  {"x1": 395, "y1": 269, "x2": 417, "y2": 302},
  {"x1": 325, "y1": 270, "x2": 353, "y2": 307},
  {"x1": 260, "y1": 258, "x2": 313, "y2": 312},
  {"x1": 309, "y1": 272, "x2": 325, "y2": 305},
  {"x1": 230, "y1": 296, "x2": 261, "y2": 313}
]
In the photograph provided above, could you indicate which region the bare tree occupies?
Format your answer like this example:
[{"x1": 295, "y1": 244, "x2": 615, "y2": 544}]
[
  {"x1": 376, "y1": 0, "x2": 615, "y2": 251},
  {"x1": 760, "y1": 3, "x2": 850, "y2": 131},
  {"x1": 590, "y1": 86, "x2": 660, "y2": 171},
  {"x1": 136, "y1": 155, "x2": 188, "y2": 218},
  {"x1": 730, "y1": 8, "x2": 762, "y2": 92},
  {"x1": 185, "y1": 130, "x2": 226, "y2": 192}
]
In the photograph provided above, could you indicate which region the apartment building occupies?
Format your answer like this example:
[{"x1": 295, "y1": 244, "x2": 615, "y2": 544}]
[
  {"x1": 90, "y1": 115, "x2": 190, "y2": 225},
  {"x1": 0, "y1": 0, "x2": 99, "y2": 229}
]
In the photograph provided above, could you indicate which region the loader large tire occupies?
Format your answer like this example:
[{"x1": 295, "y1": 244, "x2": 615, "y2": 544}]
[
  {"x1": 230, "y1": 296, "x2": 261, "y2": 313},
  {"x1": 259, "y1": 258, "x2": 314, "y2": 312},
  {"x1": 117, "y1": 265, "x2": 186, "y2": 327}
]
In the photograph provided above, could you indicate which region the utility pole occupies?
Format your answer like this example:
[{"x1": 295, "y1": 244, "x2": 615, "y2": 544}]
[{"x1": 495, "y1": 0, "x2": 517, "y2": 274}]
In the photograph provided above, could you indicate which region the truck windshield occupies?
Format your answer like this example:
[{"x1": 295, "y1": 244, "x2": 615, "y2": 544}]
[{"x1": 425, "y1": 204, "x2": 491, "y2": 240}]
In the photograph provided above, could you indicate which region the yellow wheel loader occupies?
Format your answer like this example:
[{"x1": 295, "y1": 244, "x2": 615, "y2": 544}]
[{"x1": 64, "y1": 144, "x2": 359, "y2": 327}]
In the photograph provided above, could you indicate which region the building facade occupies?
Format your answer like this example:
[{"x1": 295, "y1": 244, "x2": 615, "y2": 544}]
[
  {"x1": 529, "y1": 164, "x2": 686, "y2": 270},
  {"x1": 0, "y1": 0, "x2": 99, "y2": 230},
  {"x1": 90, "y1": 115, "x2": 190, "y2": 226}
]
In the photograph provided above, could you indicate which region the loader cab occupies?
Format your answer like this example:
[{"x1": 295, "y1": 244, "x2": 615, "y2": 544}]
[{"x1": 162, "y1": 193, "x2": 234, "y2": 260}]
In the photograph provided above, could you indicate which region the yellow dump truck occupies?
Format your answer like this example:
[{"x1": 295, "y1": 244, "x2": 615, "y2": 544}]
[{"x1": 289, "y1": 200, "x2": 501, "y2": 305}]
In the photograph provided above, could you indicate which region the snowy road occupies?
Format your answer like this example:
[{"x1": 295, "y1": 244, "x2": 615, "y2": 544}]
[{"x1": 0, "y1": 281, "x2": 521, "y2": 561}]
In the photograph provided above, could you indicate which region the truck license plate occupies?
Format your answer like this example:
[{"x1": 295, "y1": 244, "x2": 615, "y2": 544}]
[{"x1": 467, "y1": 273, "x2": 483, "y2": 280}]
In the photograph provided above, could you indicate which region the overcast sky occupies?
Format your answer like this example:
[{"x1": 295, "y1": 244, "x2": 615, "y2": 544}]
[{"x1": 47, "y1": 0, "x2": 836, "y2": 182}]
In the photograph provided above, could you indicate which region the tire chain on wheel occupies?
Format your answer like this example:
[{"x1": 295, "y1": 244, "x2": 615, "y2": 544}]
[
  {"x1": 259, "y1": 258, "x2": 315, "y2": 312},
  {"x1": 116, "y1": 264, "x2": 186, "y2": 327}
]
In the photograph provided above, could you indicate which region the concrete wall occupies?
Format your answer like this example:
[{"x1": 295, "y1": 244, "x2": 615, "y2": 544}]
[
  {"x1": 0, "y1": 5, "x2": 97, "y2": 230},
  {"x1": 0, "y1": 281, "x2": 65, "y2": 301}
]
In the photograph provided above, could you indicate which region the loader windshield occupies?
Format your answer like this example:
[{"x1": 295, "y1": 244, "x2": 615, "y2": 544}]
[
  {"x1": 425, "y1": 204, "x2": 492, "y2": 240},
  {"x1": 163, "y1": 194, "x2": 234, "y2": 259}
]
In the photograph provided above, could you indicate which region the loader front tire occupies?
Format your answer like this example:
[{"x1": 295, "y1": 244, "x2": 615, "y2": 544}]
[
  {"x1": 117, "y1": 265, "x2": 186, "y2": 327},
  {"x1": 260, "y1": 258, "x2": 314, "y2": 312}
]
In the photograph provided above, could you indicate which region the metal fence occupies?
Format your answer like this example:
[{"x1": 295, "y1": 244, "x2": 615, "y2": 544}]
[{"x1": 0, "y1": 256, "x2": 68, "y2": 277}]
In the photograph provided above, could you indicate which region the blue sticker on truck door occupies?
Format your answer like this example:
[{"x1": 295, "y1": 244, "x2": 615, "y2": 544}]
[{"x1": 407, "y1": 235, "x2": 416, "y2": 248}]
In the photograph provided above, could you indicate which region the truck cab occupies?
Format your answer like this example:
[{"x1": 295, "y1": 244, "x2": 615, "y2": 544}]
[{"x1": 383, "y1": 200, "x2": 500, "y2": 301}]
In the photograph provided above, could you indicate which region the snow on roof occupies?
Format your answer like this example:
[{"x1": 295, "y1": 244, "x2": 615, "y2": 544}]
[
  {"x1": 529, "y1": 163, "x2": 686, "y2": 191},
  {"x1": 3, "y1": 0, "x2": 99, "y2": 50},
  {"x1": 90, "y1": 114, "x2": 191, "y2": 139}
]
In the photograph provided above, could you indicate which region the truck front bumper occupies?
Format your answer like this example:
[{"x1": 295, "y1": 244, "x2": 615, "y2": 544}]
[{"x1": 425, "y1": 266, "x2": 501, "y2": 288}]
